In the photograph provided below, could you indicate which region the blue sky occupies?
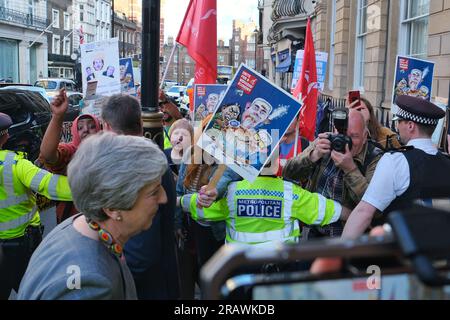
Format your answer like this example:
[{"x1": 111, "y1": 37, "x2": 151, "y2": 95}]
[{"x1": 162, "y1": 0, "x2": 259, "y2": 45}]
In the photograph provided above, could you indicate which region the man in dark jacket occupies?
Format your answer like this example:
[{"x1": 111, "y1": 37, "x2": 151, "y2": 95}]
[{"x1": 102, "y1": 94, "x2": 179, "y2": 299}]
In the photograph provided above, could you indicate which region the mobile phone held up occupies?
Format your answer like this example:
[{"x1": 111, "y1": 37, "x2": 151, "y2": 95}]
[{"x1": 348, "y1": 90, "x2": 361, "y2": 108}]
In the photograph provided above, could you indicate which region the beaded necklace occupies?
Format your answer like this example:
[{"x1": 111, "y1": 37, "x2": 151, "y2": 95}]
[{"x1": 86, "y1": 218, "x2": 123, "y2": 258}]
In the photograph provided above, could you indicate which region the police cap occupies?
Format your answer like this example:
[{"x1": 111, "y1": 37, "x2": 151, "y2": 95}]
[
  {"x1": 393, "y1": 95, "x2": 445, "y2": 125},
  {"x1": 0, "y1": 113, "x2": 12, "y2": 136}
]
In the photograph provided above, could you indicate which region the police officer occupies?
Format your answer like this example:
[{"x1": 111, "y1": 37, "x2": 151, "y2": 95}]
[
  {"x1": 0, "y1": 113, "x2": 72, "y2": 299},
  {"x1": 341, "y1": 95, "x2": 450, "y2": 240},
  {"x1": 180, "y1": 161, "x2": 349, "y2": 247}
]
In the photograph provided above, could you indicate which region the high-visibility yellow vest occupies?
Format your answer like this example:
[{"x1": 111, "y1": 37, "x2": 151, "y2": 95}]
[
  {"x1": 0, "y1": 150, "x2": 72, "y2": 239},
  {"x1": 181, "y1": 177, "x2": 342, "y2": 247}
]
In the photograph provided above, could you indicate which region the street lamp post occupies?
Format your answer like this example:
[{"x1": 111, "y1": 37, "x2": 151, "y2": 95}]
[
  {"x1": 141, "y1": 0, "x2": 164, "y2": 149},
  {"x1": 253, "y1": 28, "x2": 258, "y2": 71}
]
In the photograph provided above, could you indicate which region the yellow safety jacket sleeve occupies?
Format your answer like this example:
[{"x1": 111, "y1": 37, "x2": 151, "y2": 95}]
[
  {"x1": 291, "y1": 184, "x2": 342, "y2": 226},
  {"x1": 15, "y1": 158, "x2": 72, "y2": 201},
  {"x1": 180, "y1": 193, "x2": 229, "y2": 222}
]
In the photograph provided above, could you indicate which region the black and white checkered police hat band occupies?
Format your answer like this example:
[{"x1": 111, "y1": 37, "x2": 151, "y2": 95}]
[
  {"x1": 396, "y1": 106, "x2": 439, "y2": 125},
  {"x1": 0, "y1": 129, "x2": 8, "y2": 136}
]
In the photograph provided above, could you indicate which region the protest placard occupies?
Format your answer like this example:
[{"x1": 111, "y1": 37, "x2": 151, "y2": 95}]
[
  {"x1": 197, "y1": 64, "x2": 302, "y2": 182},
  {"x1": 119, "y1": 57, "x2": 136, "y2": 96},
  {"x1": 291, "y1": 50, "x2": 328, "y2": 92},
  {"x1": 80, "y1": 38, "x2": 121, "y2": 117},
  {"x1": 392, "y1": 55, "x2": 435, "y2": 111},
  {"x1": 193, "y1": 84, "x2": 227, "y2": 123}
]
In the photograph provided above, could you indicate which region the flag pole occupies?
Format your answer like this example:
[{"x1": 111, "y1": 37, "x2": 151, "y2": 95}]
[{"x1": 160, "y1": 44, "x2": 178, "y2": 89}]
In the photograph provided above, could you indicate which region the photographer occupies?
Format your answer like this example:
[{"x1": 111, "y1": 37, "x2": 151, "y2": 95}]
[{"x1": 283, "y1": 110, "x2": 383, "y2": 238}]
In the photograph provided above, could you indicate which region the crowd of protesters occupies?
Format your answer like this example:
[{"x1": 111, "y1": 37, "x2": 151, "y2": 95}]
[{"x1": 0, "y1": 85, "x2": 449, "y2": 300}]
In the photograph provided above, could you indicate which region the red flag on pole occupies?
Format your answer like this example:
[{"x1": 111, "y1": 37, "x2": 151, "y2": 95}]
[
  {"x1": 292, "y1": 18, "x2": 318, "y2": 141},
  {"x1": 79, "y1": 25, "x2": 84, "y2": 45},
  {"x1": 176, "y1": 0, "x2": 217, "y2": 85}
]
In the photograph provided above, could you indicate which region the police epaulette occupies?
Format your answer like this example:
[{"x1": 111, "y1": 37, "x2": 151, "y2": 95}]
[{"x1": 389, "y1": 145, "x2": 415, "y2": 154}]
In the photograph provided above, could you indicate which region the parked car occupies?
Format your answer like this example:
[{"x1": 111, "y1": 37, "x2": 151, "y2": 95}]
[
  {"x1": 34, "y1": 78, "x2": 79, "y2": 102},
  {"x1": 0, "y1": 89, "x2": 52, "y2": 161},
  {"x1": 0, "y1": 85, "x2": 51, "y2": 103},
  {"x1": 165, "y1": 85, "x2": 186, "y2": 101}
]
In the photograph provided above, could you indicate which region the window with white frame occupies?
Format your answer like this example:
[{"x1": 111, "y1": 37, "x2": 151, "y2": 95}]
[
  {"x1": 247, "y1": 43, "x2": 255, "y2": 52},
  {"x1": 185, "y1": 56, "x2": 190, "y2": 63},
  {"x1": 234, "y1": 45, "x2": 239, "y2": 52},
  {"x1": 52, "y1": 9, "x2": 60, "y2": 28},
  {"x1": 235, "y1": 53, "x2": 239, "y2": 61},
  {"x1": 328, "y1": 0, "x2": 336, "y2": 90},
  {"x1": 64, "y1": 13, "x2": 70, "y2": 30},
  {"x1": 52, "y1": 35, "x2": 60, "y2": 54},
  {"x1": 354, "y1": 0, "x2": 368, "y2": 90},
  {"x1": 400, "y1": 0, "x2": 430, "y2": 58},
  {"x1": 63, "y1": 38, "x2": 70, "y2": 55},
  {"x1": 185, "y1": 66, "x2": 190, "y2": 74}
]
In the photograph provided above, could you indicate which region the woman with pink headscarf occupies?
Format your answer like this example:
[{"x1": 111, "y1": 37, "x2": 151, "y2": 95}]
[{"x1": 39, "y1": 89, "x2": 101, "y2": 223}]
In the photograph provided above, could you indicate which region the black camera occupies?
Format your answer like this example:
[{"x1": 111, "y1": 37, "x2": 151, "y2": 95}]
[
  {"x1": 328, "y1": 133, "x2": 353, "y2": 153},
  {"x1": 328, "y1": 108, "x2": 352, "y2": 153}
]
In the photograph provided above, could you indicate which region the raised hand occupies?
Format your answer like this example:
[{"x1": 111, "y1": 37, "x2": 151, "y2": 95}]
[{"x1": 50, "y1": 88, "x2": 68, "y2": 117}]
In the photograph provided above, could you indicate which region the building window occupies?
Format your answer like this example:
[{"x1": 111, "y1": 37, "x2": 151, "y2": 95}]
[
  {"x1": 247, "y1": 58, "x2": 255, "y2": 69},
  {"x1": 247, "y1": 43, "x2": 255, "y2": 52},
  {"x1": 354, "y1": 0, "x2": 368, "y2": 90},
  {"x1": 52, "y1": 9, "x2": 60, "y2": 28},
  {"x1": 328, "y1": 0, "x2": 336, "y2": 90},
  {"x1": 185, "y1": 66, "x2": 190, "y2": 74},
  {"x1": 400, "y1": 0, "x2": 430, "y2": 58},
  {"x1": 64, "y1": 13, "x2": 70, "y2": 30},
  {"x1": 174, "y1": 54, "x2": 178, "y2": 63},
  {"x1": 0, "y1": 38, "x2": 19, "y2": 82},
  {"x1": 52, "y1": 35, "x2": 60, "y2": 54},
  {"x1": 235, "y1": 53, "x2": 239, "y2": 61},
  {"x1": 219, "y1": 55, "x2": 225, "y2": 63},
  {"x1": 63, "y1": 38, "x2": 70, "y2": 55},
  {"x1": 234, "y1": 45, "x2": 239, "y2": 52},
  {"x1": 185, "y1": 56, "x2": 190, "y2": 63}
]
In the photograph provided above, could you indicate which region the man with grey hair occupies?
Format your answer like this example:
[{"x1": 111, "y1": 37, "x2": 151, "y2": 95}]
[
  {"x1": 283, "y1": 110, "x2": 383, "y2": 239},
  {"x1": 101, "y1": 94, "x2": 180, "y2": 299},
  {"x1": 18, "y1": 132, "x2": 168, "y2": 299}
]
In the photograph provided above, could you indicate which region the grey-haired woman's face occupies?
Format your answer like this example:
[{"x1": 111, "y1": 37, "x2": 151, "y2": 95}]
[{"x1": 118, "y1": 180, "x2": 167, "y2": 237}]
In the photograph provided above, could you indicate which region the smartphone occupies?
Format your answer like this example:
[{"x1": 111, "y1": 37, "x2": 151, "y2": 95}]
[{"x1": 348, "y1": 90, "x2": 361, "y2": 108}]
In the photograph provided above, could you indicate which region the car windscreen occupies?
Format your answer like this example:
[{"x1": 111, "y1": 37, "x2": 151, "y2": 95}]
[
  {"x1": 168, "y1": 86, "x2": 184, "y2": 93},
  {"x1": 35, "y1": 81, "x2": 58, "y2": 90}
]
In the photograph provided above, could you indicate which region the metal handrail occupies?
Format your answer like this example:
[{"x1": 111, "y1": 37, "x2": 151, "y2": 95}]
[{"x1": 201, "y1": 235, "x2": 400, "y2": 299}]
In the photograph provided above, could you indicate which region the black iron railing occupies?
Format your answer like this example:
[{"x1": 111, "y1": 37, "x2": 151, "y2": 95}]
[
  {"x1": 318, "y1": 93, "x2": 395, "y2": 130},
  {"x1": 0, "y1": 6, "x2": 47, "y2": 30},
  {"x1": 271, "y1": 0, "x2": 308, "y2": 21}
]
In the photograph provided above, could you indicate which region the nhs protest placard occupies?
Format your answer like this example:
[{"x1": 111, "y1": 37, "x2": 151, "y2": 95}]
[
  {"x1": 80, "y1": 38, "x2": 121, "y2": 117},
  {"x1": 197, "y1": 64, "x2": 302, "y2": 182},
  {"x1": 119, "y1": 57, "x2": 136, "y2": 96},
  {"x1": 393, "y1": 55, "x2": 435, "y2": 106},
  {"x1": 193, "y1": 84, "x2": 227, "y2": 122},
  {"x1": 291, "y1": 50, "x2": 328, "y2": 92}
]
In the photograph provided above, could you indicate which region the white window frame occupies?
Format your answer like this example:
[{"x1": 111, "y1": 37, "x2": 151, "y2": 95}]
[
  {"x1": 185, "y1": 66, "x2": 190, "y2": 74},
  {"x1": 52, "y1": 9, "x2": 60, "y2": 28},
  {"x1": 63, "y1": 38, "x2": 70, "y2": 55},
  {"x1": 354, "y1": 0, "x2": 368, "y2": 91},
  {"x1": 328, "y1": 0, "x2": 336, "y2": 90},
  {"x1": 235, "y1": 53, "x2": 239, "y2": 61},
  {"x1": 52, "y1": 35, "x2": 60, "y2": 54},
  {"x1": 398, "y1": 0, "x2": 430, "y2": 58},
  {"x1": 63, "y1": 13, "x2": 70, "y2": 30}
]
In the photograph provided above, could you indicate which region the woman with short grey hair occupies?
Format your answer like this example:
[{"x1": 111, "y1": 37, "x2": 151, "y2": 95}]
[{"x1": 18, "y1": 132, "x2": 168, "y2": 300}]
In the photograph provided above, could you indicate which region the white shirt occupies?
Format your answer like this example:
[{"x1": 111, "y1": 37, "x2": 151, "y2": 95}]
[{"x1": 362, "y1": 138, "x2": 438, "y2": 211}]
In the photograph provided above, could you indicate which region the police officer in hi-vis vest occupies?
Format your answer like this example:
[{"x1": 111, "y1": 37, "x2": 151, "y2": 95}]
[
  {"x1": 181, "y1": 153, "x2": 351, "y2": 247},
  {"x1": 0, "y1": 113, "x2": 72, "y2": 299}
]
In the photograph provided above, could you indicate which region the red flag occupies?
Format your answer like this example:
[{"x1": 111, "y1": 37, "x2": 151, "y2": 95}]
[
  {"x1": 176, "y1": 0, "x2": 217, "y2": 85},
  {"x1": 292, "y1": 18, "x2": 318, "y2": 141},
  {"x1": 79, "y1": 25, "x2": 84, "y2": 45}
]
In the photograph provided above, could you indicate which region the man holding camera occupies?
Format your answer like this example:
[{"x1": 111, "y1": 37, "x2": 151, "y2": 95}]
[{"x1": 283, "y1": 110, "x2": 383, "y2": 238}]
